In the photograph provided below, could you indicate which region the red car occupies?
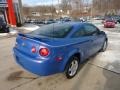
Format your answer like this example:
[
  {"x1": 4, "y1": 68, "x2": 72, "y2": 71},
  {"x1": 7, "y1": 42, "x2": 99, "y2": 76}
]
[{"x1": 104, "y1": 20, "x2": 115, "y2": 28}]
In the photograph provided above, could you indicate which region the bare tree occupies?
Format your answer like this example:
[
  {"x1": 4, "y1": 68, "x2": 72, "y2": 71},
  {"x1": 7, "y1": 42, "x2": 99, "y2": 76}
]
[
  {"x1": 22, "y1": 5, "x2": 56, "y2": 19},
  {"x1": 92, "y1": 0, "x2": 120, "y2": 15}
]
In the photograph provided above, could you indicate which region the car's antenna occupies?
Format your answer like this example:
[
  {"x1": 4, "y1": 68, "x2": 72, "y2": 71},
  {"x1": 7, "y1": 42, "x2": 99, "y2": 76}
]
[{"x1": 52, "y1": 0, "x2": 55, "y2": 40}]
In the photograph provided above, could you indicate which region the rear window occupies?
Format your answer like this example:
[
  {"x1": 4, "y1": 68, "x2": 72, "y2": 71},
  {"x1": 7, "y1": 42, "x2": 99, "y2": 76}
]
[
  {"x1": 106, "y1": 20, "x2": 113, "y2": 22},
  {"x1": 29, "y1": 24, "x2": 72, "y2": 38},
  {"x1": 106, "y1": 19, "x2": 114, "y2": 22}
]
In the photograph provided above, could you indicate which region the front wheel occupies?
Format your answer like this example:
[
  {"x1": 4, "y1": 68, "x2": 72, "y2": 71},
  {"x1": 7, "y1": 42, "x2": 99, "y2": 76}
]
[
  {"x1": 65, "y1": 56, "x2": 79, "y2": 79},
  {"x1": 101, "y1": 40, "x2": 108, "y2": 52}
]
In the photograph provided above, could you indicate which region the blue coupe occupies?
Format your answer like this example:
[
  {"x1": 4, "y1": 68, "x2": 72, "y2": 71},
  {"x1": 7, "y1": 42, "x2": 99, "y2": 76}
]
[{"x1": 13, "y1": 22, "x2": 108, "y2": 79}]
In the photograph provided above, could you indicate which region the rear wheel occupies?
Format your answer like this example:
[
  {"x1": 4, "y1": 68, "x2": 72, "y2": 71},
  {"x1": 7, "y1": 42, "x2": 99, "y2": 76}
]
[{"x1": 65, "y1": 56, "x2": 79, "y2": 79}]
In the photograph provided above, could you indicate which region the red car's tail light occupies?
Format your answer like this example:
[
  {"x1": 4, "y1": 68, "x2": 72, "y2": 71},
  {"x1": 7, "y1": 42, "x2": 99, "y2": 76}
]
[
  {"x1": 39, "y1": 48, "x2": 50, "y2": 56},
  {"x1": 31, "y1": 46, "x2": 36, "y2": 53}
]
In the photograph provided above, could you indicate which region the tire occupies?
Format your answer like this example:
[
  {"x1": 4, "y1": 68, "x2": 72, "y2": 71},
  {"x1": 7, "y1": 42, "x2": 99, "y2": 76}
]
[
  {"x1": 65, "y1": 56, "x2": 79, "y2": 79},
  {"x1": 101, "y1": 40, "x2": 108, "y2": 52}
]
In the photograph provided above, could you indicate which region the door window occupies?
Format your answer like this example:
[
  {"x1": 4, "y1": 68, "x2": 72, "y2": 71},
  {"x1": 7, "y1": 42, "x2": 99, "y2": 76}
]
[
  {"x1": 84, "y1": 24, "x2": 99, "y2": 36},
  {"x1": 72, "y1": 27, "x2": 86, "y2": 38}
]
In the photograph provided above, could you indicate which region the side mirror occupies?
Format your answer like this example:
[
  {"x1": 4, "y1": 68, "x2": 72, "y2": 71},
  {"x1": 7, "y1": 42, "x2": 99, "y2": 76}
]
[{"x1": 99, "y1": 31, "x2": 105, "y2": 34}]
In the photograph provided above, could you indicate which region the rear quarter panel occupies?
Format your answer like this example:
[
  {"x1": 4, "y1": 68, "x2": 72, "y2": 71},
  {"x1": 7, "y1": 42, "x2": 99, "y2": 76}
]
[{"x1": 52, "y1": 38, "x2": 89, "y2": 72}]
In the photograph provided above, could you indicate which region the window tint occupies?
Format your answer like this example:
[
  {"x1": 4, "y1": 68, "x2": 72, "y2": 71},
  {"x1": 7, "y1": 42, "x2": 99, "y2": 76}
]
[
  {"x1": 29, "y1": 24, "x2": 72, "y2": 38},
  {"x1": 72, "y1": 27, "x2": 85, "y2": 38},
  {"x1": 84, "y1": 24, "x2": 98, "y2": 36}
]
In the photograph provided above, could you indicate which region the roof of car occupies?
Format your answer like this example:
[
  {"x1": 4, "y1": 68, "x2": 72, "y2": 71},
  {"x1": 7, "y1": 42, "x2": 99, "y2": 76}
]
[{"x1": 50, "y1": 22, "x2": 88, "y2": 27}]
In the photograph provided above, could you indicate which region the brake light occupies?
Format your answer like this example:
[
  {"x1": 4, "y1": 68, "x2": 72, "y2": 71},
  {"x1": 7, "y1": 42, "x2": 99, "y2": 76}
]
[{"x1": 39, "y1": 48, "x2": 50, "y2": 56}]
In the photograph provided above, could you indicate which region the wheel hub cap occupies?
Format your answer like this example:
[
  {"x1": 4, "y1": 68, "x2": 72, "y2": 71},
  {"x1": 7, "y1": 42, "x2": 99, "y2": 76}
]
[{"x1": 68, "y1": 60, "x2": 78, "y2": 76}]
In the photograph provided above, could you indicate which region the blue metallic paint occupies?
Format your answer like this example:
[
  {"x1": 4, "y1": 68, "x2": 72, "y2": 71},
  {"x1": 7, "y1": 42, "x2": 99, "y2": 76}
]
[{"x1": 13, "y1": 22, "x2": 107, "y2": 76}]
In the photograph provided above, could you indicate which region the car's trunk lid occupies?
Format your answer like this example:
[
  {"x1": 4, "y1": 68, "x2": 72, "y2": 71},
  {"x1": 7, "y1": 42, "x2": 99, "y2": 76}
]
[{"x1": 15, "y1": 33, "x2": 49, "y2": 58}]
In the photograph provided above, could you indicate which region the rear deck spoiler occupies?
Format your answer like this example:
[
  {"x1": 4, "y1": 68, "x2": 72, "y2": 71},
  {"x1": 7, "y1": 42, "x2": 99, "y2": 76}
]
[{"x1": 18, "y1": 33, "x2": 51, "y2": 42}]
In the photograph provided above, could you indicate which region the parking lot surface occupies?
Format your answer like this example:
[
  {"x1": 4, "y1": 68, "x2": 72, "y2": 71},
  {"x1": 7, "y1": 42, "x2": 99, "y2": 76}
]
[{"x1": 0, "y1": 24, "x2": 120, "y2": 90}]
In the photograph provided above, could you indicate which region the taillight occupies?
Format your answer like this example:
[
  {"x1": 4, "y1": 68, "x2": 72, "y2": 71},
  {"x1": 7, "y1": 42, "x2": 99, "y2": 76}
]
[
  {"x1": 31, "y1": 46, "x2": 36, "y2": 53},
  {"x1": 112, "y1": 23, "x2": 115, "y2": 25},
  {"x1": 39, "y1": 48, "x2": 50, "y2": 56}
]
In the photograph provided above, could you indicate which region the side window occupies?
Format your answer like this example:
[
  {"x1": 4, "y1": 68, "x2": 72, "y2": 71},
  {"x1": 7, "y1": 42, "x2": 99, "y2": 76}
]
[
  {"x1": 72, "y1": 27, "x2": 86, "y2": 38},
  {"x1": 84, "y1": 24, "x2": 98, "y2": 36}
]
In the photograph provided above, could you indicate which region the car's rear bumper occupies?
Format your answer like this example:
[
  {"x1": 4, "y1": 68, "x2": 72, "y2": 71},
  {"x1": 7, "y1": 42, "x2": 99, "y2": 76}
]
[{"x1": 13, "y1": 48, "x2": 63, "y2": 76}]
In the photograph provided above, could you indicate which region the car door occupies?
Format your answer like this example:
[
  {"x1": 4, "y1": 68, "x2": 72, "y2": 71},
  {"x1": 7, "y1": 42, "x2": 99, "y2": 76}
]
[
  {"x1": 71, "y1": 26, "x2": 93, "y2": 61},
  {"x1": 83, "y1": 24, "x2": 104, "y2": 56}
]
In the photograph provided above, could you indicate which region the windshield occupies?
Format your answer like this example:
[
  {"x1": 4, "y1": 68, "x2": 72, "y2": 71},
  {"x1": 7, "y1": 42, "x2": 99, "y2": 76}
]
[{"x1": 29, "y1": 24, "x2": 72, "y2": 38}]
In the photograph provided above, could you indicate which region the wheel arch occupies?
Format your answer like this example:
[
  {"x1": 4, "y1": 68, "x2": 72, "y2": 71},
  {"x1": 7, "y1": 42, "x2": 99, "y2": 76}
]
[{"x1": 62, "y1": 51, "x2": 83, "y2": 72}]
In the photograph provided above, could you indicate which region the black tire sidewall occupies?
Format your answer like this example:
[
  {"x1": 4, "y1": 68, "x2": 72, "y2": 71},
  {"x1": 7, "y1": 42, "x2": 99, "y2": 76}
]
[
  {"x1": 101, "y1": 40, "x2": 108, "y2": 52},
  {"x1": 65, "y1": 56, "x2": 79, "y2": 79}
]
